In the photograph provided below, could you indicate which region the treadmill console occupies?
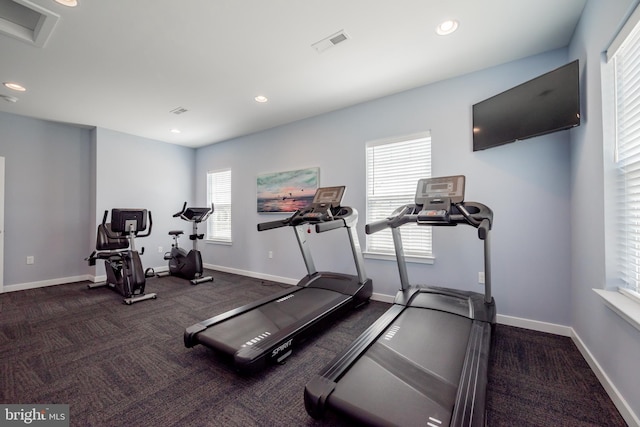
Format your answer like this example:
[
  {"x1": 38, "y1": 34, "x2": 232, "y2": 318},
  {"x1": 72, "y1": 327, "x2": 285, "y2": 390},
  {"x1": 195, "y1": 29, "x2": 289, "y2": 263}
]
[
  {"x1": 415, "y1": 175, "x2": 465, "y2": 223},
  {"x1": 302, "y1": 186, "x2": 346, "y2": 221}
]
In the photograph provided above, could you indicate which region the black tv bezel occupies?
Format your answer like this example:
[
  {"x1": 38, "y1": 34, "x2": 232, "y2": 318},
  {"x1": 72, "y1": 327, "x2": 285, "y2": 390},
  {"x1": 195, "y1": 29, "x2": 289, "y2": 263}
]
[{"x1": 472, "y1": 60, "x2": 580, "y2": 152}]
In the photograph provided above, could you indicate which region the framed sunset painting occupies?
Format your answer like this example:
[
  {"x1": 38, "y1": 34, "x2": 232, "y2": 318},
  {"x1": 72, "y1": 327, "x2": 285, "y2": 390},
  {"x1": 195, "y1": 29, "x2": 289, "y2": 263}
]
[{"x1": 257, "y1": 167, "x2": 319, "y2": 213}]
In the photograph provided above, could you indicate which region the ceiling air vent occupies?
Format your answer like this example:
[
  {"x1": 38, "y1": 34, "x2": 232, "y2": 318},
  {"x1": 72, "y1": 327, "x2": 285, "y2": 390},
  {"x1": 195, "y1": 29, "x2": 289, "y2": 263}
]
[
  {"x1": 170, "y1": 107, "x2": 188, "y2": 115},
  {"x1": 311, "y1": 30, "x2": 350, "y2": 53},
  {"x1": 0, "y1": 0, "x2": 59, "y2": 47}
]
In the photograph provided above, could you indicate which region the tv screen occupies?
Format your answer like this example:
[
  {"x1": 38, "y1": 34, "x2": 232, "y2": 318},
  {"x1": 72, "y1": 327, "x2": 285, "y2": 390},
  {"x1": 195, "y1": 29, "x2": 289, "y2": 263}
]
[{"x1": 472, "y1": 60, "x2": 580, "y2": 151}]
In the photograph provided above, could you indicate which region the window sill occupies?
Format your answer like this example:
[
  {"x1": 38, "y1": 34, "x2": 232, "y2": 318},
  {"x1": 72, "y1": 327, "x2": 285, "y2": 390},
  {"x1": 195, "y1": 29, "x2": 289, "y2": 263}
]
[
  {"x1": 593, "y1": 288, "x2": 640, "y2": 332},
  {"x1": 364, "y1": 252, "x2": 434, "y2": 264},
  {"x1": 206, "y1": 239, "x2": 232, "y2": 246}
]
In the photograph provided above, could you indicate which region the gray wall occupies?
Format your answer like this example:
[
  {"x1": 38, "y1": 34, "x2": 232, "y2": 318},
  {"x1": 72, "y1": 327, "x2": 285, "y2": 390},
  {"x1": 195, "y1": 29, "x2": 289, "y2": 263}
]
[
  {"x1": 195, "y1": 48, "x2": 573, "y2": 326},
  {"x1": 0, "y1": 114, "x2": 196, "y2": 287},
  {"x1": 569, "y1": 0, "x2": 640, "y2": 416},
  {"x1": 0, "y1": 112, "x2": 92, "y2": 286},
  {"x1": 92, "y1": 127, "x2": 196, "y2": 275},
  {"x1": 0, "y1": 113, "x2": 90, "y2": 286}
]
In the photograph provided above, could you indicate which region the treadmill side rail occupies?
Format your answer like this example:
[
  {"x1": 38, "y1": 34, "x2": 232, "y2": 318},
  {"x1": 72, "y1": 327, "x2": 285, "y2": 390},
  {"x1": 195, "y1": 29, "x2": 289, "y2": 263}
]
[
  {"x1": 304, "y1": 304, "x2": 405, "y2": 417},
  {"x1": 304, "y1": 376, "x2": 337, "y2": 419},
  {"x1": 183, "y1": 286, "x2": 302, "y2": 347},
  {"x1": 232, "y1": 290, "x2": 358, "y2": 374},
  {"x1": 450, "y1": 321, "x2": 492, "y2": 427}
]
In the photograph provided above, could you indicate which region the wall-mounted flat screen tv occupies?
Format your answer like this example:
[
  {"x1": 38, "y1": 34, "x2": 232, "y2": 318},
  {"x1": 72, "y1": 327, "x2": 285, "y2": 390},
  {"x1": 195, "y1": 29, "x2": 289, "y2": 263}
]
[{"x1": 472, "y1": 60, "x2": 580, "y2": 151}]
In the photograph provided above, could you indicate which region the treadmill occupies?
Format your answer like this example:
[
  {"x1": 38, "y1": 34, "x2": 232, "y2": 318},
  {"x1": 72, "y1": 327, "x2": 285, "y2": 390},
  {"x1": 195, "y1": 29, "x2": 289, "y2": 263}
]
[
  {"x1": 304, "y1": 175, "x2": 495, "y2": 427},
  {"x1": 184, "y1": 186, "x2": 373, "y2": 374}
]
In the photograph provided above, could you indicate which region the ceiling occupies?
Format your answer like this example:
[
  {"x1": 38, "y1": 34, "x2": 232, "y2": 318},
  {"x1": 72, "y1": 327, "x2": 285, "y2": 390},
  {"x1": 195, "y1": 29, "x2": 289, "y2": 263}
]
[{"x1": 0, "y1": 0, "x2": 587, "y2": 148}]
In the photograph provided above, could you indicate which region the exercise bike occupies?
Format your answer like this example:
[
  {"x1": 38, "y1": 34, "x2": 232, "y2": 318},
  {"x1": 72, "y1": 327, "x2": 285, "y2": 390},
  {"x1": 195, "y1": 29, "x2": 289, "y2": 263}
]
[
  {"x1": 157, "y1": 202, "x2": 214, "y2": 285},
  {"x1": 86, "y1": 208, "x2": 157, "y2": 305}
]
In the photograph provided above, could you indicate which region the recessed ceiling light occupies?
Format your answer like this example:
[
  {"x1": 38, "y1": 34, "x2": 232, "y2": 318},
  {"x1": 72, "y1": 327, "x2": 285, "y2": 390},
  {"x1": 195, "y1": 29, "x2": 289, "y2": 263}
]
[
  {"x1": 170, "y1": 129, "x2": 181, "y2": 134},
  {"x1": 54, "y1": 0, "x2": 78, "y2": 7},
  {"x1": 3, "y1": 82, "x2": 26, "y2": 92},
  {"x1": 436, "y1": 20, "x2": 459, "y2": 36},
  {"x1": 254, "y1": 95, "x2": 268, "y2": 103}
]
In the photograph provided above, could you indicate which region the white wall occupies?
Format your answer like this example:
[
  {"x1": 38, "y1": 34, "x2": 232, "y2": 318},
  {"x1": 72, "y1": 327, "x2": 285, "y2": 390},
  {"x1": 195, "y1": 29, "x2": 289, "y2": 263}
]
[
  {"x1": 569, "y1": 0, "x2": 640, "y2": 420},
  {"x1": 195, "y1": 48, "x2": 573, "y2": 326}
]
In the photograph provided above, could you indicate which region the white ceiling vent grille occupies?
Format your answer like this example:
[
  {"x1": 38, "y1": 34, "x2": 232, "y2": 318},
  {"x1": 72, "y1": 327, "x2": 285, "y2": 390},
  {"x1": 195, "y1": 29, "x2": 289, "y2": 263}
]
[
  {"x1": 0, "y1": 0, "x2": 59, "y2": 47},
  {"x1": 170, "y1": 107, "x2": 188, "y2": 115},
  {"x1": 311, "y1": 30, "x2": 350, "y2": 53}
]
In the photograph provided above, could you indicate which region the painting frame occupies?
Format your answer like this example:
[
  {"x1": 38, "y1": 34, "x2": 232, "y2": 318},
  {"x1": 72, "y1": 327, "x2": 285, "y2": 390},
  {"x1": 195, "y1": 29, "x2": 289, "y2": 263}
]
[{"x1": 257, "y1": 167, "x2": 319, "y2": 213}]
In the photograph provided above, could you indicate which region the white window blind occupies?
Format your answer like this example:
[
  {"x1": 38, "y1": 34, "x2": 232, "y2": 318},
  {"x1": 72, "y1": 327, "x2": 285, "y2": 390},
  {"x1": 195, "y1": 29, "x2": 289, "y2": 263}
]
[
  {"x1": 611, "y1": 15, "x2": 640, "y2": 293},
  {"x1": 206, "y1": 169, "x2": 232, "y2": 243},
  {"x1": 366, "y1": 133, "x2": 431, "y2": 257}
]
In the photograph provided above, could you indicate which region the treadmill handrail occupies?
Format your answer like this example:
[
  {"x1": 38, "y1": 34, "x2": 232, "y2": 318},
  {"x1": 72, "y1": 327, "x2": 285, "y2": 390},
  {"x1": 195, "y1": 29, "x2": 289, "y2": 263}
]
[
  {"x1": 365, "y1": 205, "x2": 414, "y2": 234},
  {"x1": 365, "y1": 200, "x2": 493, "y2": 304},
  {"x1": 366, "y1": 202, "x2": 492, "y2": 233},
  {"x1": 315, "y1": 218, "x2": 346, "y2": 233},
  {"x1": 257, "y1": 210, "x2": 299, "y2": 232}
]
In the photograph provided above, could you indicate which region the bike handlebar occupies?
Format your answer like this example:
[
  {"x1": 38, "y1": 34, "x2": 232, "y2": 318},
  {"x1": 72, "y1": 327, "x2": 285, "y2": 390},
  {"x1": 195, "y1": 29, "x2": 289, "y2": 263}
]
[{"x1": 173, "y1": 202, "x2": 188, "y2": 218}]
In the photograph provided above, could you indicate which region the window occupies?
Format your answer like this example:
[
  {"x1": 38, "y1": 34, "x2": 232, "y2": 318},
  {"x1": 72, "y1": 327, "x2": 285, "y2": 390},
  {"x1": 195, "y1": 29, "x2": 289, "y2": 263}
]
[
  {"x1": 206, "y1": 169, "x2": 231, "y2": 243},
  {"x1": 608, "y1": 7, "x2": 640, "y2": 294},
  {"x1": 365, "y1": 132, "x2": 431, "y2": 259},
  {"x1": 596, "y1": 4, "x2": 640, "y2": 331}
]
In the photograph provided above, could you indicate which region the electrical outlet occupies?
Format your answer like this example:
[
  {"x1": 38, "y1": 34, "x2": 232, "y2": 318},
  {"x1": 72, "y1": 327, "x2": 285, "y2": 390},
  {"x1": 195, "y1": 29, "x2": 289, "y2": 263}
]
[
  {"x1": 268, "y1": 251, "x2": 273, "y2": 259},
  {"x1": 158, "y1": 246, "x2": 163, "y2": 253},
  {"x1": 478, "y1": 272, "x2": 485, "y2": 284},
  {"x1": 26, "y1": 256, "x2": 34, "y2": 265}
]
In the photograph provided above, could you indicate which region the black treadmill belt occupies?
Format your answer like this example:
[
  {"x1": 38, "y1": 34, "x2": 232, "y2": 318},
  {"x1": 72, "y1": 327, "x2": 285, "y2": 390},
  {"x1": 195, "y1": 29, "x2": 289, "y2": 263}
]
[
  {"x1": 328, "y1": 307, "x2": 472, "y2": 427},
  {"x1": 367, "y1": 342, "x2": 457, "y2": 410},
  {"x1": 195, "y1": 287, "x2": 349, "y2": 355}
]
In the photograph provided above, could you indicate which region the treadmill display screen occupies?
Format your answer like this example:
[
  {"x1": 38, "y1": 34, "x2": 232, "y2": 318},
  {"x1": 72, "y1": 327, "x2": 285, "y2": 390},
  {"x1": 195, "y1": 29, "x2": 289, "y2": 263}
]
[
  {"x1": 415, "y1": 176, "x2": 465, "y2": 204},
  {"x1": 312, "y1": 186, "x2": 346, "y2": 206}
]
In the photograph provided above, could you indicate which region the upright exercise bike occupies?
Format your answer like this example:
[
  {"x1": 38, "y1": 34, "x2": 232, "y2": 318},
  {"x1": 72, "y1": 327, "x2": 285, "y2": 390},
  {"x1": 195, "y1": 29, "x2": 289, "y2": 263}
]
[
  {"x1": 158, "y1": 202, "x2": 214, "y2": 285},
  {"x1": 86, "y1": 208, "x2": 157, "y2": 305}
]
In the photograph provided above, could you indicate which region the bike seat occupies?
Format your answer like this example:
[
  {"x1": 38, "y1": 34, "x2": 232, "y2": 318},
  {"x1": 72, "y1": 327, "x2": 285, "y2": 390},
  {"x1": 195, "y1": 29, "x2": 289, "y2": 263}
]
[{"x1": 169, "y1": 230, "x2": 184, "y2": 236}]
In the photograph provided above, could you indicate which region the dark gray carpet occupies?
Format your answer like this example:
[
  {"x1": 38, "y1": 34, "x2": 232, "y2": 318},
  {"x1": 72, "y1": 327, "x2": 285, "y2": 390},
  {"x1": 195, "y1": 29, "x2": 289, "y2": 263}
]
[{"x1": 0, "y1": 271, "x2": 627, "y2": 426}]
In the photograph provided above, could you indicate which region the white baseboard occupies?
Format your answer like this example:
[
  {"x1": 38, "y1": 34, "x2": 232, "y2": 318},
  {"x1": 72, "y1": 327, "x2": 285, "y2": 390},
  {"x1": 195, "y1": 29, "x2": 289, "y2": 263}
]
[
  {"x1": 371, "y1": 292, "x2": 394, "y2": 303},
  {"x1": 496, "y1": 314, "x2": 573, "y2": 336},
  {"x1": 571, "y1": 330, "x2": 640, "y2": 427},
  {"x1": 494, "y1": 314, "x2": 638, "y2": 425},
  {"x1": 203, "y1": 265, "x2": 416, "y2": 304},
  {"x1": 2, "y1": 275, "x2": 92, "y2": 293},
  {"x1": 203, "y1": 263, "x2": 298, "y2": 286}
]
